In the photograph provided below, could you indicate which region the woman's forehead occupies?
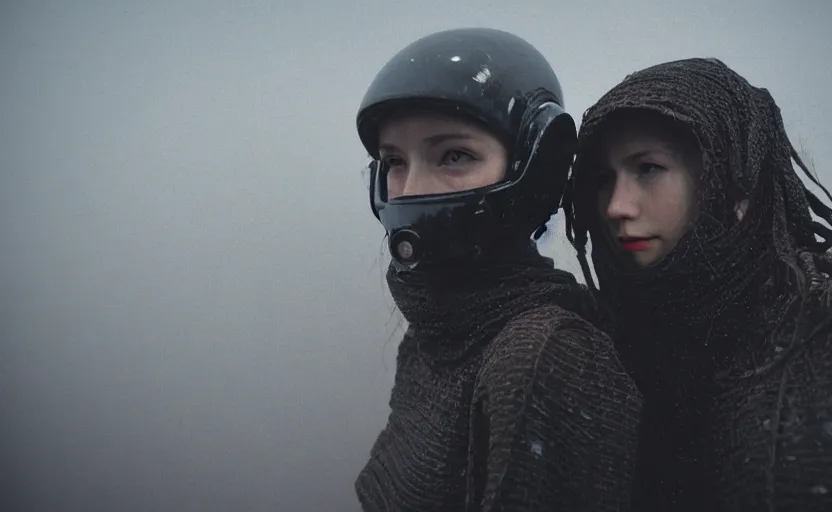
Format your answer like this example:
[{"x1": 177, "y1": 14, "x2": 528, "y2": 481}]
[
  {"x1": 378, "y1": 112, "x2": 499, "y2": 150},
  {"x1": 592, "y1": 111, "x2": 700, "y2": 161}
]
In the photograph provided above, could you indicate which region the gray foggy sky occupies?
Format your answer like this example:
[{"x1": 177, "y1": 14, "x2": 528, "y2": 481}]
[{"x1": 2, "y1": 1, "x2": 830, "y2": 510}]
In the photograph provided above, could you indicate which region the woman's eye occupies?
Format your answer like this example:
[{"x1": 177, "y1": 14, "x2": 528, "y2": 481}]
[
  {"x1": 637, "y1": 162, "x2": 664, "y2": 175},
  {"x1": 383, "y1": 155, "x2": 405, "y2": 167},
  {"x1": 441, "y1": 150, "x2": 473, "y2": 166}
]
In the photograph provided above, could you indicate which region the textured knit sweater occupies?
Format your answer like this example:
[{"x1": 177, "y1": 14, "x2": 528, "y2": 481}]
[{"x1": 356, "y1": 255, "x2": 642, "y2": 511}]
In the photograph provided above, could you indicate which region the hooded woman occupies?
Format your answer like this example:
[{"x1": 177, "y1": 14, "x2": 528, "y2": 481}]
[
  {"x1": 353, "y1": 28, "x2": 641, "y2": 511},
  {"x1": 566, "y1": 57, "x2": 832, "y2": 511}
]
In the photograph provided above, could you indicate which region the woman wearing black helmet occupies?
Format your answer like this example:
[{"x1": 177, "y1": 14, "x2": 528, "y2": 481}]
[
  {"x1": 354, "y1": 28, "x2": 641, "y2": 511},
  {"x1": 566, "y1": 58, "x2": 832, "y2": 510}
]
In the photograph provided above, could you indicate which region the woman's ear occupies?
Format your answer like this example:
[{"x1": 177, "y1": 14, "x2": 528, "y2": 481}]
[{"x1": 735, "y1": 199, "x2": 749, "y2": 221}]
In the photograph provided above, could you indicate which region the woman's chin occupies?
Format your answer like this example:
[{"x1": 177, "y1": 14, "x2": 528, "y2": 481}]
[
  {"x1": 631, "y1": 252, "x2": 658, "y2": 268},
  {"x1": 616, "y1": 248, "x2": 663, "y2": 269}
]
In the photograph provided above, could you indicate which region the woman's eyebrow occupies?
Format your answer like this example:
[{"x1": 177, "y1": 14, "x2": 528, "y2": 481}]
[
  {"x1": 622, "y1": 150, "x2": 655, "y2": 163},
  {"x1": 379, "y1": 133, "x2": 475, "y2": 153},
  {"x1": 626, "y1": 147, "x2": 687, "y2": 166},
  {"x1": 424, "y1": 133, "x2": 476, "y2": 146},
  {"x1": 378, "y1": 142, "x2": 401, "y2": 153}
]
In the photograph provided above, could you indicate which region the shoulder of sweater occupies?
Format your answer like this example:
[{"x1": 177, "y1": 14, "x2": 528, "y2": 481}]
[
  {"x1": 477, "y1": 303, "x2": 634, "y2": 393},
  {"x1": 783, "y1": 314, "x2": 832, "y2": 387},
  {"x1": 766, "y1": 318, "x2": 832, "y2": 493},
  {"x1": 486, "y1": 303, "x2": 615, "y2": 359},
  {"x1": 783, "y1": 307, "x2": 832, "y2": 372}
]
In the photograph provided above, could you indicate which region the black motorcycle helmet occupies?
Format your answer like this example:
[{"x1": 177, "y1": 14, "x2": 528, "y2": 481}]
[{"x1": 358, "y1": 27, "x2": 577, "y2": 271}]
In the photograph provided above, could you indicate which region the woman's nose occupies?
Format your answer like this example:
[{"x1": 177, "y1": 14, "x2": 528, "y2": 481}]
[
  {"x1": 394, "y1": 163, "x2": 442, "y2": 198},
  {"x1": 605, "y1": 176, "x2": 640, "y2": 221}
]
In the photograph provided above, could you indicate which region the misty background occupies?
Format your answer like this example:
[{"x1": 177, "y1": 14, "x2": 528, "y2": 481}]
[{"x1": 2, "y1": 1, "x2": 830, "y2": 510}]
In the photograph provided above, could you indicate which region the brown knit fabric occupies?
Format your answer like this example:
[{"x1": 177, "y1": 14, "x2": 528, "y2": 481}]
[
  {"x1": 564, "y1": 58, "x2": 832, "y2": 511},
  {"x1": 355, "y1": 246, "x2": 642, "y2": 511}
]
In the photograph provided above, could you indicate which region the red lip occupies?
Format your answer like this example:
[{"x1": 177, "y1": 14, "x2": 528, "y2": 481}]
[{"x1": 619, "y1": 237, "x2": 653, "y2": 251}]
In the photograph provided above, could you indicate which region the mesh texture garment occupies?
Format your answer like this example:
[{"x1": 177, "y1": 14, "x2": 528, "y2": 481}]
[
  {"x1": 565, "y1": 57, "x2": 832, "y2": 511},
  {"x1": 355, "y1": 245, "x2": 642, "y2": 511}
]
